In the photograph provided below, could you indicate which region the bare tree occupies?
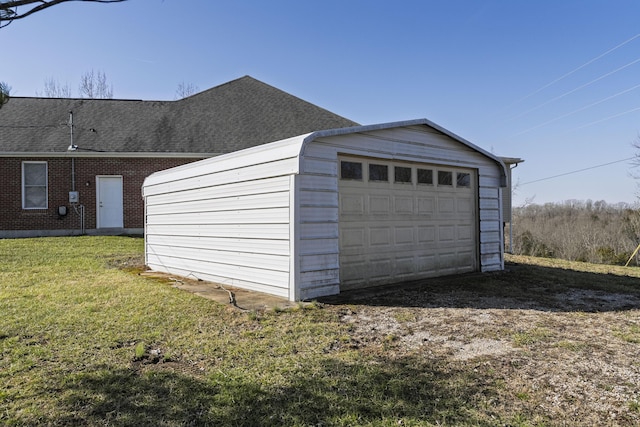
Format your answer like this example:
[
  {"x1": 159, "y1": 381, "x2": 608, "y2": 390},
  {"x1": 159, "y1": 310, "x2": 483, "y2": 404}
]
[
  {"x1": 79, "y1": 70, "x2": 113, "y2": 99},
  {"x1": 37, "y1": 77, "x2": 72, "y2": 98},
  {"x1": 175, "y1": 81, "x2": 200, "y2": 99},
  {"x1": 0, "y1": 81, "x2": 10, "y2": 108},
  {"x1": 631, "y1": 138, "x2": 640, "y2": 197},
  {"x1": 1, "y1": 0, "x2": 127, "y2": 28},
  {"x1": 511, "y1": 200, "x2": 640, "y2": 265}
]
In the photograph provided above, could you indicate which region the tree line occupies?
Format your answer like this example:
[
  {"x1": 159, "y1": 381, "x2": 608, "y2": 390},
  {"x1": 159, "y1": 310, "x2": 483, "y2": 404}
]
[
  {"x1": 0, "y1": 73, "x2": 200, "y2": 105},
  {"x1": 509, "y1": 200, "x2": 640, "y2": 265},
  {"x1": 40, "y1": 70, "x2": 114, "y2": 99}
]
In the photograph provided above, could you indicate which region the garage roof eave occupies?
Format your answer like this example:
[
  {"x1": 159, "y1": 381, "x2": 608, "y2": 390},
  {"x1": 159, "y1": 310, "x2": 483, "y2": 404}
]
[{"x1": 302, "y1": 119, "x2": 510, "y2": 187}]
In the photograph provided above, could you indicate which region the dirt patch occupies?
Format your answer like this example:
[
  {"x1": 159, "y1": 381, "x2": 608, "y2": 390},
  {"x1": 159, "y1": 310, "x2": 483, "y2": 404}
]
[{"x1": 322, "y1": 265, "x2": 640, "y2": 425}]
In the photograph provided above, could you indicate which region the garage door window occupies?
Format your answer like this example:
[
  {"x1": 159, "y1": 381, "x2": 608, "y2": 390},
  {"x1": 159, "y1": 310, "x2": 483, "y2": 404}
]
[
  {"x1": 457, "y1": 172, "x2": 471, "y2": 187},
  {"x1": 369, "y1": 164, "x2": 388, "y2": 181},
  {"x1": 341, "y1": 161, "x2": 363, "y2": 180},
  {"x1": 417, "y1": 168, "x2": 433, "y2": 185},
  {"x1": 438, "y1": 171, "x2": 453, "y2": 186},
  {"x1": 394, "y1": 166, "x2": 412, "y2": 183}
]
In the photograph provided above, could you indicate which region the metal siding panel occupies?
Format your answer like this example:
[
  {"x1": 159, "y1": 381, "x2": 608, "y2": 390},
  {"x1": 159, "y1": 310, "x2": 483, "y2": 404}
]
[
  {"x1": 144, "y1": 158, "x2": 298, "y2": 196},
  {"x1": 296, "y1": 156, "x2": 341, "y2": 296},
  {"x1": 145, "y1": 234, "x2": 290, "y2": 255},
  {"x1": 299, "y1": 283, "x2": 341, "y2": 300},
  {"x1": 480, "y1": 230, "x2": 501, "y2": 244},
  {"x1": 149, "y1": 245, "x2": 289, "y2": 272},
  {"x1": 480, "y1": 209, "x2": 501, "y2": 221},
  {"x1": 481, "y1": 242, "x2": 502, "y2": 254},
  {"x1": 149, "y1": 160, "x2": 296, "y2": 296},
  {"x1": 299, "y1": 206, "x2": 338, "y2": 223},
  {"x1": 302, "y1": 158, "x2": 337, "y2": 175},
  {"x1": 146, "y1": 254, "x2": 289, "y2": 289},
  {"x1": 300, "y1": 269, "x2": 340, "y2": 287},
  {"x1": 298, "y1": 174, "x2": 338, "y2": 191},
  {"x1": 146, "y1": 261, "x2": 290, "y2": 297},
  {"x1": 146, "y1": 208, "x2": 289, "y2": 226},
  {"x1": 478, "y1": 174, "x2": 501, "y2": 188},
  {"x1": 479, "y1": 186, "x2": 499, "y2": 199},
  {"x1": 479, "y1": 198, "x2": 500, "y2": 210},
  {"x1": 301, "y1": 143, "x2": 340, "y2": 160},
  {"x1": 298, "y1": 238, "x2": 339, "y2": 255},
  {"x1": 147, "y1": 191, "x2": 289, "y2": 214},
  {"x1": 300, "y1": 253, "x2": 339, "y2": 271},
  {"x1": 299, "y1": 190, "x2": 338, "y2": 207},
  {"x1": 316, "y1": 131, "x2": 489, "y2": 169},
  {"x1": 146, "y1": 176, "x2": 290, "y2": 206},
  {"x1": 289, "y1": 174, "x2": 299, "y2": 301},
  {"x1": 481, "y1": 253, "x2": 503, "y2": 270},
  {"x1": 478, "y1": 171, "x2": 502, "y2": 272},
  {"x1": 146, "y1": 223, "x2": 289, "y2": 239},
  {"x1": 480, "y1": 220, "x2": 501, "y2": 232},
  {"x1": 300, "y1": 222, "x2": 338, "y2": 239},
  {"x1": 143, "y1": 135, "x2": 305, "y2": 189}
]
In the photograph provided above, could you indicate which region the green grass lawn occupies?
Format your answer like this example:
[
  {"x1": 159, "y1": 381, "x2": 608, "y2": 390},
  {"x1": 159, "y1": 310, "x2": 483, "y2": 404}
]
[
  {"x1": 0, "y1": 237, "x2": 445, "y2": 426},
  {"x1": 1, "y1": 237, "x2": 639, "y2": 426}
]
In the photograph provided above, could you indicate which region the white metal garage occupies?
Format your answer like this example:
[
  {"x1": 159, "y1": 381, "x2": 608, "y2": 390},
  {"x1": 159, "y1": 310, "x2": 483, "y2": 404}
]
[{"x1": 143, "y1": 119, "x2": 508, "y2": 301}]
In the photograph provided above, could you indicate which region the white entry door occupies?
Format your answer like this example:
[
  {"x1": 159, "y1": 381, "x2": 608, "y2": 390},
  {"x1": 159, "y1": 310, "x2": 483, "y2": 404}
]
[{"x1": 96, "y1": 176, "x2": 124, "y2": 228}]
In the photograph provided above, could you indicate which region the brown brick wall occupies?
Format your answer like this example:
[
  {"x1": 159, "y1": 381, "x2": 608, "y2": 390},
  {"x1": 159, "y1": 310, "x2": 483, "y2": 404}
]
[{"x1": 0, "y1": 157, "x2": 200, "y2": 232}]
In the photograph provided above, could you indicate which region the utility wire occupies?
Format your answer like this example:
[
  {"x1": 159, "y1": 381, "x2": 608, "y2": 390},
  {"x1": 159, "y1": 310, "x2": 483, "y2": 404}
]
[
  {"x1": 565, "y1": 106, "x2": 640, "y2": 133},
  {"x1": 514, "y1": 82, "x2": 640, "y2": 136},
  {"x1": 506, "y1": 32, "x2": 640, "y2": 110},
  {"x1": 521, "y1": 157, "x2": 635, "y2": 185},
  {"x1": 509, "y1": 56, "x2": 640, "y2": 121}
]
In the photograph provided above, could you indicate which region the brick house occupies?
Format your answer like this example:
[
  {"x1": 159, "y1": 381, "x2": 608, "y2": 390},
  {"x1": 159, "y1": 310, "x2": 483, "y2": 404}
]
[{"x1": 0, "y1": 76, "x2": 358, "y2": 238}]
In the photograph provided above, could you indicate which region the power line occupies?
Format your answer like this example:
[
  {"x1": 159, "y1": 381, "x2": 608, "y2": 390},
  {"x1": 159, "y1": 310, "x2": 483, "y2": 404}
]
[
  {"x1": 506, "y1": 32, "x2": 640, "y2": 109},
  {"x1": 514, "y1": 82, "x2": 640, "y2": 136},
  {"x1": 565, "y1": 106, "x2": 640, "y2": 133},
  {"x1": 520, "y1": 157, "x2": 636, "y2": 185},
  {"x1": 509, "y1": 56, "x2": 640, "y2": 122}
]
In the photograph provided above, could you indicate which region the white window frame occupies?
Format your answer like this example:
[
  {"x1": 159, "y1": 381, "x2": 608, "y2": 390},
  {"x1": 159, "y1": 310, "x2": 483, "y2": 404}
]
[{"x1": 22, "y1": 161, "x2": 48, "y2": 210}]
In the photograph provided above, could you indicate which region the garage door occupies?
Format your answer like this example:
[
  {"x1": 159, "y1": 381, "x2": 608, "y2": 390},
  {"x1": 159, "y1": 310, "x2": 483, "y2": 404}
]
[{"x1": 338, "y1": 156, "x2": 478, "y2": 290}]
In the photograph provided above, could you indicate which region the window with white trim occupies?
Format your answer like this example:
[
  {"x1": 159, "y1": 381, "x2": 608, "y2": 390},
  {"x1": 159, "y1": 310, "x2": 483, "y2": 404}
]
[
  {"x1": 438, "y1": 170, "x2": 453, "y2": 186},
  {"x1": 22, "y1": 161, "x2": 48, "y2": 209},
  {"x1": 417, "y1": 168, "x2": 433, "y2": 185},
  {"x1": 341, "y1": 161, "x2": 363, "y2": 180},
  {"x1": 394, "y1": 166, "x2": 412, "y2": 183},
  {"x1": 456, "y1": 172, "x2": 471, "y2": 187},
  {"x1": 369, "y1": 163, "x2": 388, "y2": 182}
]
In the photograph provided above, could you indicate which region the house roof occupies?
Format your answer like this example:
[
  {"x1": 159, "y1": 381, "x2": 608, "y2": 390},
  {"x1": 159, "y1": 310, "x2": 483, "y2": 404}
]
[{"x1": 0, "y1": 76, "x2": 359, "y2": 156}]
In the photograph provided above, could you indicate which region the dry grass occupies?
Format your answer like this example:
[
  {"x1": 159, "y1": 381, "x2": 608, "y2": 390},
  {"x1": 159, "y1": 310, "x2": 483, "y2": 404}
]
[
  {"x1": 1, "y1": 238, "x2": 639, "y2": 426},
  {"x1": 327, "y1": 254, "x2": 640, "y2": 425}
]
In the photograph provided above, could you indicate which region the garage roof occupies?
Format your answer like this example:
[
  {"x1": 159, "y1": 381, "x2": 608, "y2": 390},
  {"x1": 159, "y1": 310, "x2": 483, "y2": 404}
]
[
  {"x1": 144, "y1": 119, "x2": 508, "y2": 188},
  {"x1": 304, "y1": 119, "x2": 508, "y2": 185}
]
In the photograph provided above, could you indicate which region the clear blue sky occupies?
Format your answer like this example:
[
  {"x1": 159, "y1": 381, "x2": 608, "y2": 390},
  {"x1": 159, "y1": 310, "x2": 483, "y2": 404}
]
[{"x1": 3, "y1": 0, "x2": 640, "y2": 206}]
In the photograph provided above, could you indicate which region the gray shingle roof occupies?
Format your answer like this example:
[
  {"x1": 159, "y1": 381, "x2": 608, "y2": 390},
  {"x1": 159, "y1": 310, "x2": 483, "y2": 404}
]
[{"x1": 0, "y1": 76, "x2": 359, "y2": 154}]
